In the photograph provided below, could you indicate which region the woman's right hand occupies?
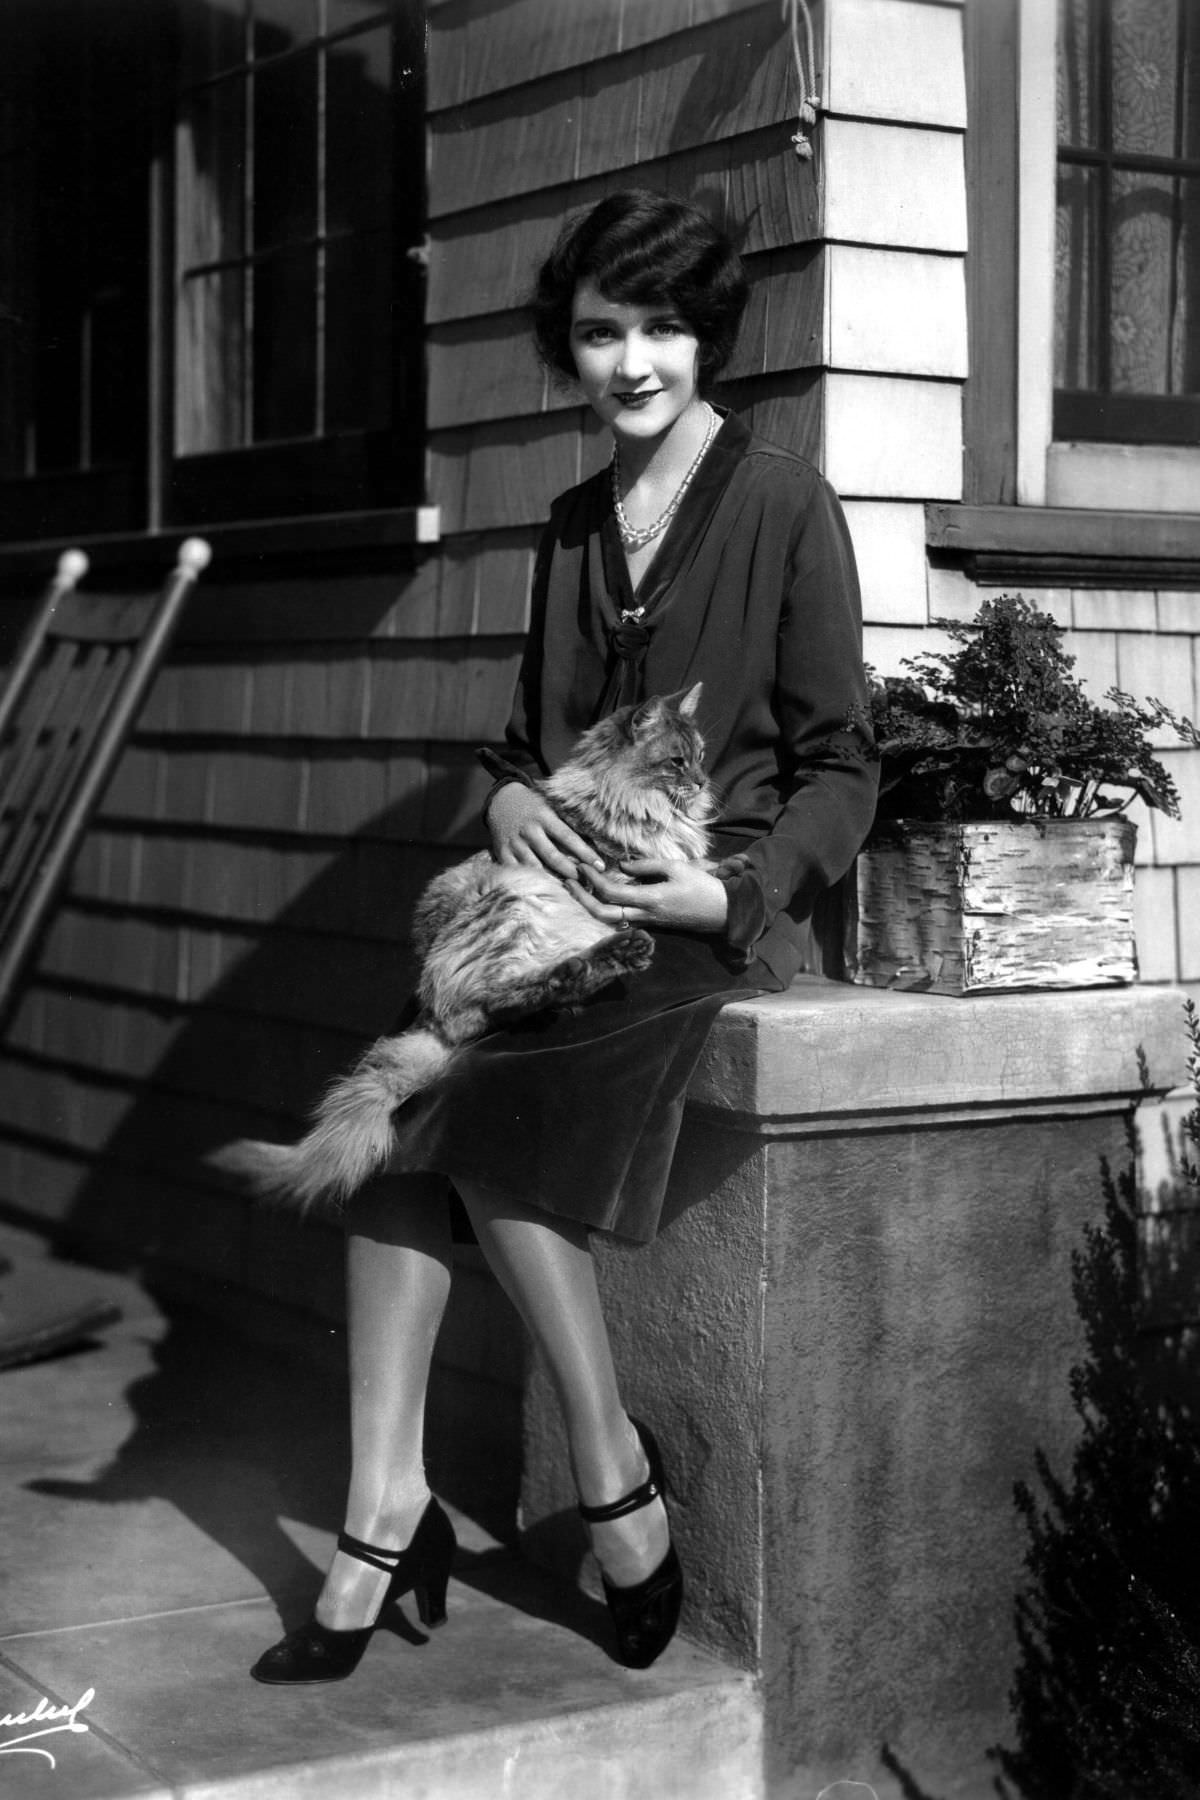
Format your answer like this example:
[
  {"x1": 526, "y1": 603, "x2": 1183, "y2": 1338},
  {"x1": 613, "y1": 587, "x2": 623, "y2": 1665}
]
[{"x1": 486, "y1": 782, "x2": 604, "y2": 881}]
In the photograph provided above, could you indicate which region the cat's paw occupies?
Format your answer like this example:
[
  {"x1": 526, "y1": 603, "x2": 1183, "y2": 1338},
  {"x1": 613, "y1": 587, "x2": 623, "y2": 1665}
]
[
  {"x1": 608, "y1": 928, "x2": 655, "y2": 973},
  {"x1": 713, "y1": 851, "x2": 752, "y2": 879},
  {"x1": 547, "y1": 955, "x2": 587, "y2": 992}
]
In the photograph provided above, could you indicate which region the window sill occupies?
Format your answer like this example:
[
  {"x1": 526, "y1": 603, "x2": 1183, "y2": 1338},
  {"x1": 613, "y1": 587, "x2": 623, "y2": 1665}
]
[
  {"x1": 926, "y1": 502, "x2": 1200, "y2": 589},
  {"x1": 1046, "y1": 442, "x2": 1200, "y2": 513},
  {"x1": 0, "y1": 506, "x2": 441, "y2": 585}
]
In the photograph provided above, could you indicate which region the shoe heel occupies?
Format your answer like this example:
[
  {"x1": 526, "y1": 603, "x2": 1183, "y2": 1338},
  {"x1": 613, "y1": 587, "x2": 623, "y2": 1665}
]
[
  {"x1": 415, "y1": 1568, "x2": 450, "y2": 1628},
  {"x1": 412, "y1": 1500, "x2": 456, "y2": 1629}
]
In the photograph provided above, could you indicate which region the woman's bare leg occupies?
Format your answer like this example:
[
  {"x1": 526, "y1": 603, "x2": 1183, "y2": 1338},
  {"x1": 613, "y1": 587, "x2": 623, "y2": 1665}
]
[
  {"x1": 313, "y1": 1176, "x2": 454, "y2": 1629},
  {"x1": 455, "y1": 1179, "x2": 669, "y2": 1588}
]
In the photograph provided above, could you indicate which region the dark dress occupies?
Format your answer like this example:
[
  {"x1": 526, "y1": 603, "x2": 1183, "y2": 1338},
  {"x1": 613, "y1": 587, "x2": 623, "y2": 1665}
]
[{"x1": 385, "y1": 411, "x2": 878, "y2": 1242}]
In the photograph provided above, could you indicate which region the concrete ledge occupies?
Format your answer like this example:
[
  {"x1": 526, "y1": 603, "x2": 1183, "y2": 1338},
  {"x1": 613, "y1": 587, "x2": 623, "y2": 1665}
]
[
  {"x1": 692, "y1": 977, "x2": 1190, "y2": 1129},
  {"x1": 524, "y1": 976, "x2": 1195, "y2": 1797}
]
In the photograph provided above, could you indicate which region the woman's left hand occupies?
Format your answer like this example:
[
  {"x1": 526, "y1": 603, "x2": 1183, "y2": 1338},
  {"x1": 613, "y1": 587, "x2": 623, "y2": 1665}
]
[{"x1": 565, "y1": 859, "x2": 729, "y2": 934}]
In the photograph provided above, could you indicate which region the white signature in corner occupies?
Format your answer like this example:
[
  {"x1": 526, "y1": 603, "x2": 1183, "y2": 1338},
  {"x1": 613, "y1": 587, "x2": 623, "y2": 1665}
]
[{"x1": 0, "y1": 1688, "x2": 94, "y2": 1768}]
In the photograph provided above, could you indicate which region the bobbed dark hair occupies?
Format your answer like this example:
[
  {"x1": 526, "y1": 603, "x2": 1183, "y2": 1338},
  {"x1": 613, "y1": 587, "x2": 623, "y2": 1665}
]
[{"x1": 531, "y1": 188, "x2": 748, "y2": 387}]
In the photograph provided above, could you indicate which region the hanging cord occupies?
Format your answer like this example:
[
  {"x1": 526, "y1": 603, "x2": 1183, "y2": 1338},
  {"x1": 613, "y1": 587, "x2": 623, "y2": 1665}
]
[{"x1": 782, "y1": 0, "x2": 821, "y2": 160}]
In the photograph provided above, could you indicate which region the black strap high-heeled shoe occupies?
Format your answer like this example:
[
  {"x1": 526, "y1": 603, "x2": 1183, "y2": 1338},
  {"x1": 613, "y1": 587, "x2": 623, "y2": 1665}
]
[
  {"x1": 250, "y1": 1496, "x2": 457, "y2": 1684},
  {"x1": 578, "y1": 1418, "x2": 684, "y2": 1670}
]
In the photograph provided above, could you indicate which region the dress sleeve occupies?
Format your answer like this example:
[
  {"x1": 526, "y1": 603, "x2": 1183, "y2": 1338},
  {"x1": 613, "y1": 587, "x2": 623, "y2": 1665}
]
[
  {"x1": 718, "y1": 477, "x2": 879, "y2": 962},
  {"x1": 478, "y1": 520, "x2": 556, "y2": 821}
]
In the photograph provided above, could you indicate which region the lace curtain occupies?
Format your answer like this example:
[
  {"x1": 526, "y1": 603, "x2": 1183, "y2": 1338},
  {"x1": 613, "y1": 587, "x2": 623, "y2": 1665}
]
[{"x1": 1055, "y1": 0, "x2": 1198, "y2": 397}]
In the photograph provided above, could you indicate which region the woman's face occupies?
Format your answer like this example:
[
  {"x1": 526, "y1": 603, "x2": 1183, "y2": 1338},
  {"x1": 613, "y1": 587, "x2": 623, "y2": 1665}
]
[{"x1": 568, "y1": 281, "x2": 703, "y2": 449}]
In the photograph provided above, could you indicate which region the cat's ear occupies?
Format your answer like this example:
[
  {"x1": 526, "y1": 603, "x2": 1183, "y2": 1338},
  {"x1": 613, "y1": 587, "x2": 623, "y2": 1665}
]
[
  {"x1": 627, "y1": 697, "x2": 661, "y2": 738},
  {"x1": 679, "y1": 682, "x2": 703, "y2": 719}
]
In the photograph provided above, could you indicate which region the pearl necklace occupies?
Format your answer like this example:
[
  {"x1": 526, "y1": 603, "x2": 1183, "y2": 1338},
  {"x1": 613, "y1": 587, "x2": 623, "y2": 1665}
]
[{"x1": 610, "y1": 404, "x2": 720, "y2": 550}]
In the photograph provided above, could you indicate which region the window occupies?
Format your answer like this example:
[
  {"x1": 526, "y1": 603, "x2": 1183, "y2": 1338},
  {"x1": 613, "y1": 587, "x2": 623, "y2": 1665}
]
[
  {"x1": 0, "y1": 0, "x2": 153, "y2": 538},
  {"x1": 961, "y1": 0, "x2": 1200, "y2": 518},
  {"x1": 1054, "y1": 0, "x2": 1199, "y2": 447},
  {"x1": 945, "y1": 0, "x2": 1200, "y2": 573},
  {"x1": 0, "y1": 0, "x2": 425, "y2": 544}
]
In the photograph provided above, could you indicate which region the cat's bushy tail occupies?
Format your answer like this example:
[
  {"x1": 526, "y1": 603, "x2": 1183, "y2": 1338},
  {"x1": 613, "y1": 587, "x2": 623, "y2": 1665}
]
[{"x1": 211, "y1": 1027, "x2": 451, "y2": 1210}]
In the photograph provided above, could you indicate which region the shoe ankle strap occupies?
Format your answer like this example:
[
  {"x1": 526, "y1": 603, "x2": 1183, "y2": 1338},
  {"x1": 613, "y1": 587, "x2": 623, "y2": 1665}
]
[
  {"x1": 336, "y1": 1528, "x2": 407, "y2": 1573},
  {"x1": 578, "y1": 1472, "x2": 660, "y2": 1525}
]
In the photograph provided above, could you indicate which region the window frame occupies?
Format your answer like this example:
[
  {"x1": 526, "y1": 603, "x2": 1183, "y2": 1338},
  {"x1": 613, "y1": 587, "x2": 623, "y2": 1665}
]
[
  {"x1": 947, "y1": 0, "x2": 1200, "y2": 586},
  {"x1": 0, "y1": 0, "x2": 430, "y2": 553},
  {"x1": 1053, "y1": 0, "x2": 1200, "y2": 448},
  {"x1": 165, "y1": 0, "x2": 426, "y2": 529},
  {"x1": 960, "y1": 0, "x2": 1200, "y2": 521}
]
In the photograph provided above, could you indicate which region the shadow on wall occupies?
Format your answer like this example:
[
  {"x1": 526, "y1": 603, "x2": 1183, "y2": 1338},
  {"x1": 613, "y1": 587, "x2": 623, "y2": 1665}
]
[
  {"x1": 17, "y1": 740, "x2": 526, "y2": 1611},
  {"x1": 881, "y1": 1056, "x2": 1200, "y2": 1800}
]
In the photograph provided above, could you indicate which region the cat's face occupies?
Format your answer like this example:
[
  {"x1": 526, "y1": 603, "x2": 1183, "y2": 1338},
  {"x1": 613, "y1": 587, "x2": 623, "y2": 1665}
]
[{"x1": 617, "y1": 692, "x2": 709, "y2": 809}]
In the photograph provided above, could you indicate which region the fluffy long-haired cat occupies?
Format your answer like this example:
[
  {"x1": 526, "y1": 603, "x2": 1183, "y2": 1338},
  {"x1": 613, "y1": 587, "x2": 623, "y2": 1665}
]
[{"x1": 213, "y1": 683, "x2": 715, "y2": 1211}]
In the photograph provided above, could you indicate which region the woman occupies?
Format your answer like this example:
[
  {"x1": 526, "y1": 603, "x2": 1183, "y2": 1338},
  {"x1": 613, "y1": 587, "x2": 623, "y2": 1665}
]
[{"x1": 251, "y1": 189, "x2": 877, "y2": 1685}]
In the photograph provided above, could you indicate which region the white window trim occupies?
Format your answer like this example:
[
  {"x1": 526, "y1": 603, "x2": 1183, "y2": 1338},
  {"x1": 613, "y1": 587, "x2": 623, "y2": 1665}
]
[{"x1": 1016, "y1": 0, "x2": 1200, "y2": 514}]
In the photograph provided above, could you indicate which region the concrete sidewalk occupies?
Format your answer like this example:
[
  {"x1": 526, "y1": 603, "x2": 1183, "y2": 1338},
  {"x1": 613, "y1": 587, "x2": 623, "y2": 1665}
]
[{"x1": 0, "y1": 1223, "x2": 760, "y2": 1800}]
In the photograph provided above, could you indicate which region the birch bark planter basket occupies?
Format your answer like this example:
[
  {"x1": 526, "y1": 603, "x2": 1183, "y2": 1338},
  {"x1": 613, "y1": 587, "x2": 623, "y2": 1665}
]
[{"x1": 851, "y1": 817, "x2": 1138, "y2": 995}]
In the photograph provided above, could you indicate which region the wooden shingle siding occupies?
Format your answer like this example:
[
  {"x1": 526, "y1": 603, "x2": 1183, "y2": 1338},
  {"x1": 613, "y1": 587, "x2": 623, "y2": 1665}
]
[
  {"x1": 427, "y1": 242, "x2": 822, "y2": 429},
  {"x1": 429, "y1": 6, "x2": 794, "y2": 216},
  {"x1": 822, "y1": 120, "x2": 968, "y2": 252},
  {"x1": 427, "y1": 131, "x2": 818, "y2": 323},
  {"x1": 826, "y1": 247, "x2": 968, "y2": 379},
  {"x1": 427, "y1": 0, "x2": 772, "y2": 112},
  {"x1": 33, "y1": 908, "x2": 402, "y2": 1031},
  {"x1": 68, "y1": 827, "x2": 452, "y2": 940},
  {"x1": 428, "y1": 315, "x2": 547, "y2": 430},
  {"x1": 2, "y1": 0, "x2": 832, "y2": 1307},
  {"x1": 826, "y1": 0, "x2": 967, "y2": 128},
  {"x1": 137, "y1": 641, "x2": 523, "y2": 742},
  {"x1": 824, "y1": 374, "x2": 962, "y2": 497},
  {"x1": 427, "y1": 0, "x2": 624, "y2": 109},
  {"x1": 843, "y1": 501, "x2": 930, "y2": 626}
]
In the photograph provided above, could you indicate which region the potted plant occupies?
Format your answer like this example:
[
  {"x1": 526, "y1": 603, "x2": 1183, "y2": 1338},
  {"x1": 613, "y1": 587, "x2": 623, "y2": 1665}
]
[{"x1": 851, "y1": 595, "x2": 1199, "y2": 994}]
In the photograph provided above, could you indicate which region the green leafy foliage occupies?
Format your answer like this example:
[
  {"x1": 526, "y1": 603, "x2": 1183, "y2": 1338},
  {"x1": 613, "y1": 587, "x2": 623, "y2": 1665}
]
[{"x1": 868, "y1": 596, "x2": 1200, "y2": 823}]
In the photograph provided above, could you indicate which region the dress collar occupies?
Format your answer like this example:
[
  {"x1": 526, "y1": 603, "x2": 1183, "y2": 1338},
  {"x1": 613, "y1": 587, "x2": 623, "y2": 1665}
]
[
  {"x1": 588, "y1": 409, "x2": 751, "y2": 718},
  {"x1": 596, "y1": 407, "x2": 751, "y2": 622}
]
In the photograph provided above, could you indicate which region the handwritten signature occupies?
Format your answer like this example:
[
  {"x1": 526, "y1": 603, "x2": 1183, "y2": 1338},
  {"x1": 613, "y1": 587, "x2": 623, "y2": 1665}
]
[{"x1": 0, "y1": 1688, "x2": 94, "y2": 1768}]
